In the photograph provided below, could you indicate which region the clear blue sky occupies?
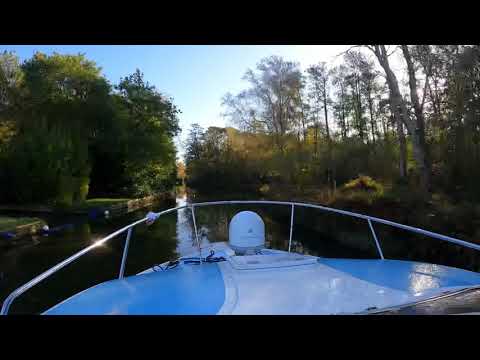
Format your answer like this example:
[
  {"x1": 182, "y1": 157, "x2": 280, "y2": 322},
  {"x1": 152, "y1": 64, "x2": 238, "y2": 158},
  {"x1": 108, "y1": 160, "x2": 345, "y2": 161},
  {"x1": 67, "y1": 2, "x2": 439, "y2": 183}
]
[{"x1": 1, "y1": 45, "x2": 351, "y2": 159}]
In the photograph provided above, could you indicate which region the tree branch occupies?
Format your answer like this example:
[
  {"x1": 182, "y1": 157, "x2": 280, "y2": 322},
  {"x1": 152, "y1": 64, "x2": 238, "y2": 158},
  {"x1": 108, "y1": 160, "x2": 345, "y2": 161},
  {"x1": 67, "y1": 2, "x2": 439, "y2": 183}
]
[
  {"x1": 335, "y1": 45, "x2": 364, "y2": 59},
  {"x1": 420, "y1": 74, "x2": 430, "y2": 112},
  {"x1": 386, "y1": 46, "x2": 400, "y2": 58}
]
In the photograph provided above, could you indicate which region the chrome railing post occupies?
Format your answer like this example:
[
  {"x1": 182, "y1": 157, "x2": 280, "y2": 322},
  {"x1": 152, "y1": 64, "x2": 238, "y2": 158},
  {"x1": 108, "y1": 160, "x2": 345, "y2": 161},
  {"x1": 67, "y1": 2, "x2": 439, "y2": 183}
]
[
  {"x1": 368, "y1": 219, "x2": 384, "y2": 260},
  {"x1": 118, "y1": 227, "x2": 133, "y2": 279},
  {"x1": 288, "y1": 204, "x2": 295, "y2": 252},
  {"x1": 190, "y1": 204, "x2": 202, "y2": 263}
]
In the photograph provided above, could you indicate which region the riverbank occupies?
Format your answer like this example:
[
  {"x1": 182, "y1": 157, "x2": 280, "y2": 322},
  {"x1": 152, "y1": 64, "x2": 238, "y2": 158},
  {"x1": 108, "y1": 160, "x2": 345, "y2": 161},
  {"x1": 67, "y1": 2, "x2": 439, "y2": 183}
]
[
  {"x1": 187, "y1": 179, "x2": 480, "y2": 245},
  {"x1": 0, "y1": 192, "x2": 175, "y2": 243},
  {"x1": 72, "y1": 193, "x2": 174, "y2": 216},
  {"x1": 0, "y1": 216, "x2": 47, "y2": 239},
  {"x1": 0, "y1": 192, "x2": 174, "y2": 215}
]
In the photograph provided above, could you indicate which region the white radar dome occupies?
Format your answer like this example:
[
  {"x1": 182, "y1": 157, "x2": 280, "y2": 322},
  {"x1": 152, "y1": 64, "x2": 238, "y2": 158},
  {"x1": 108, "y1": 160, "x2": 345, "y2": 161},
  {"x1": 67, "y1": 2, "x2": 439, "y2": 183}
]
[{"x1": 229, "y1": 211, "x2": 265, "y2": 255}]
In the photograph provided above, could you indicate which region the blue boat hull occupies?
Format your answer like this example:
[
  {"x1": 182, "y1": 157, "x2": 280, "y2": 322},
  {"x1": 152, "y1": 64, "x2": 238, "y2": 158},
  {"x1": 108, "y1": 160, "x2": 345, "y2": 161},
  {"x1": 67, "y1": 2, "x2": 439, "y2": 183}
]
[{"x1": 43, "y1": 248, "x2": 480, "y2": 315}]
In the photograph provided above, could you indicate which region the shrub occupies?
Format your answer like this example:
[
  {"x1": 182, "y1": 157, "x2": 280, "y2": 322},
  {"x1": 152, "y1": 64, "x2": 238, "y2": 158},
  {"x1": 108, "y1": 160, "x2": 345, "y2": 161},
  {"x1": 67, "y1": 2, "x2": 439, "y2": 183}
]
[
  {"x1": 259, "y1": 184, "x2": 270, "y2": 194},
  {"x1": 342, "y1": 175, "x2": 384, "y2": 195}
]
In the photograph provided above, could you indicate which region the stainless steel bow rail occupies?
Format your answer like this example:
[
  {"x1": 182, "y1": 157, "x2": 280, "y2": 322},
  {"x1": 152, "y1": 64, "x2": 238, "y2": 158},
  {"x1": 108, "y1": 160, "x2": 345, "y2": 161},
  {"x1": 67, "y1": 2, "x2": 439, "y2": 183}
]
[{"x1": 2, "y1": 200, "x2": 480, "y2": 315}]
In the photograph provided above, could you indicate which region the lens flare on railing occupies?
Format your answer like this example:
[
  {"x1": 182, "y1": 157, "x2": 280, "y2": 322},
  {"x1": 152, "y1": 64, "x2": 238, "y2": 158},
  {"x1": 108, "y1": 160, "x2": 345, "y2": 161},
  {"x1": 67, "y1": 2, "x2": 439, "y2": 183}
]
[{"x1": 92, "y1": 238, "x2": 107, "y2": 247}]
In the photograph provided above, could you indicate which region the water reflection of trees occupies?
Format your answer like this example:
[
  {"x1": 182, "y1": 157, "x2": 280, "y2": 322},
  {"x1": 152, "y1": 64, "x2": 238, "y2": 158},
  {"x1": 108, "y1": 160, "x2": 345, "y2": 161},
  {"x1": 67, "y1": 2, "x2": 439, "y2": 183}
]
[
  {"x1": 179, "y1": 198, "x2": 480, "y2": 271},
  {"x1": 375, "y1": 224, "x2": 480, "y2": 272},
  {"x1": 2, "y1": 221, "x2": 122, "y2": 314},
  {"x1": 183, "y1": 202, "x2": 380, "y2": 257},
  {"x1": 185, "y1": 204, "x2": 291, "y2": 251},
  {"x1": 124, "y1": 213, "x2": 178, "y2": 275},
  {"x1": 292, "y1": 206, "x2": 379, "y2": 259}
]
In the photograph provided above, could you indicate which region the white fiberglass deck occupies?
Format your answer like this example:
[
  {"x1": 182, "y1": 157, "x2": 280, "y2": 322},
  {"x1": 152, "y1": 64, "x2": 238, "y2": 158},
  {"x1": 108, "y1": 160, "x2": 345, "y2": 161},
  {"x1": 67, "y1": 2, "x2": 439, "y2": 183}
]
[
  {"x1": 43, "y1": 243, "x2": 480, "y2": 315},
  {"x1": 218, "y1": 258, "x2": 478, "y2": 315}
]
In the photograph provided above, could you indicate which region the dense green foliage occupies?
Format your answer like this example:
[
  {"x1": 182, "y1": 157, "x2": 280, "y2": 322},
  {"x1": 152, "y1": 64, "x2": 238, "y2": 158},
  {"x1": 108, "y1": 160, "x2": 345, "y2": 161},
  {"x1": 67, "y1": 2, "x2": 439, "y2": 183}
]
[
  {"x1": 0, "y1": 52, "x2": 179, "y2": 206},
  {"x1": 185, "y1": 125, "x2": 398, "y2": 193},
  {"x1": 186, "y1": 46, "x2": 480, "y2": 206}
]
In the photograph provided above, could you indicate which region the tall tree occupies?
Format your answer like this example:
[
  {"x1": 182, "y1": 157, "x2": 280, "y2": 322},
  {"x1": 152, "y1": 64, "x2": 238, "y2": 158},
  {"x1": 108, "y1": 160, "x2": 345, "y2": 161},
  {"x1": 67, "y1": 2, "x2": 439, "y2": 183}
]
[
  {"x1": 307, "y1": 63, "x2": 330, "y2": 149},
  {"x1": 5, "y1": 52, "x2": 112, "y2": 205},
  {"x1": 331, "y1": 65, "x2": 350, "y2": 139},
  {"x1": 357, "y1": 54, "x2": 381, "y2": 145},
  {"x1": 0, "y1": 51, "x2": 23, "y2": 115},
  {"x1": 113, "y1": 69, "x2": 180, "y2": 196},
  {"x1": 367, "y1": 45, "x2": 431, "y2": 190},
  {"x1": 307, "y1": 62, "x2": 333, "y2": 187},
  {"x1": 344, "y1": 51, "x2": 369, "y2": 142},
  {"x1": 401, "y1": 45, "x2": 431, "y2": 190},
  {"x1": 222, "y1": 56, "x2": 304, "y2": 152}
]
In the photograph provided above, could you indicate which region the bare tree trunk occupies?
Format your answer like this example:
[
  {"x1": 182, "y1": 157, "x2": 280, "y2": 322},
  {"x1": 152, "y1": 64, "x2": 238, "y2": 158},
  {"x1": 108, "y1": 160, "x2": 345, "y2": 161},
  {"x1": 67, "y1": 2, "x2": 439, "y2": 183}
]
[
  {"x1": 397, "y1": 121, "x2": 407, "y2": 179},
  {"x1": 401, "y1": 45, "x2": 431, "y2": 192},
  {"x1": 391, "y1": 102, "x2": 408, "y2": 178},
  {"x1": 300, "y1": 112, "x2": 307, "y2": 143},
  {"x1": 323, "y1": 79, "x2": 330, "y2": 142},
  {"x1": 356, "y1": 76, "x2": 367, "y2": 143},
  {"x1": 354, "y1": 75, "x2": 363, "y2": 141},
  {"x1": 341, "y1": 88, "x2": 347, "y2": 139},
  {"x1": 432, "y1": 78, "x2": 441, "y2": 116},
  {"x1": 323, "y1": 77, "x2": 333, "y2": 190},
  {"x1": 381, "y1": 114, "x2": 387, "y2": 140},
  {"x1": 367, "y1": 92, "x2": 376, "y2": 145}
]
